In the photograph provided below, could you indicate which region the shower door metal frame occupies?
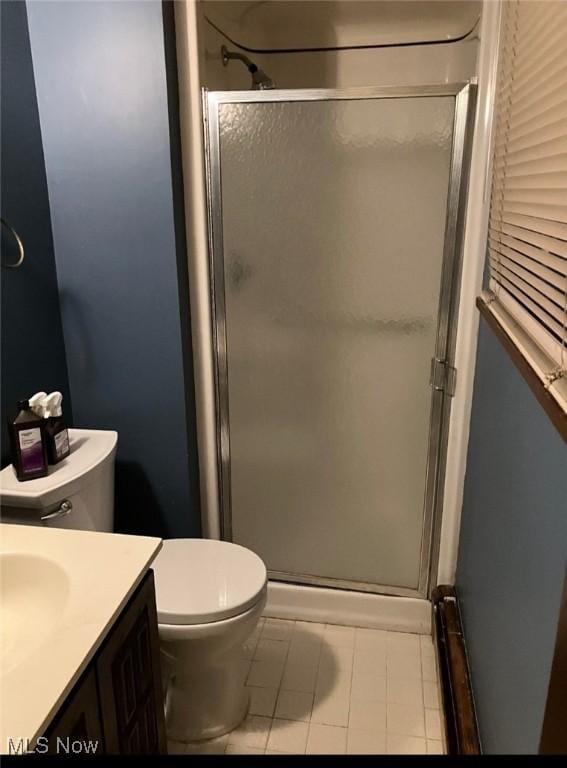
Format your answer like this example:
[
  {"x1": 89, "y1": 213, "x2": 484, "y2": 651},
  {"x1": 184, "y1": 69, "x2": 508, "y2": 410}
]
[{"x1": 203, "y1": 83, "x2": 476, "y2": 599}]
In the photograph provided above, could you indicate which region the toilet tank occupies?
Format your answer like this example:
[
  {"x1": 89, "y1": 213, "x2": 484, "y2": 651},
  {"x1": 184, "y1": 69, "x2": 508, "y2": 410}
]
[{"x1": 0, "y1": 429, "x2": 118, "y2": 531}]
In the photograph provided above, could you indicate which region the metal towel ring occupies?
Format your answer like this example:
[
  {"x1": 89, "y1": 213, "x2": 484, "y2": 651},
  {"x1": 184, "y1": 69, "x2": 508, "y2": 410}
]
[{"x1": 1, "y1": 217, "x2": 25, "y2": 268}]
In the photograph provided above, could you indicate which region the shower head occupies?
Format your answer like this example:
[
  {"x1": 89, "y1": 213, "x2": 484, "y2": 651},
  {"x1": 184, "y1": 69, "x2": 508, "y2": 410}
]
[
  {"x1": 250, "y1": 65, "x2": 275, "y2": 91},
  {"x1": 221, "y1": 45, "x2": 275, "y2": 90}
]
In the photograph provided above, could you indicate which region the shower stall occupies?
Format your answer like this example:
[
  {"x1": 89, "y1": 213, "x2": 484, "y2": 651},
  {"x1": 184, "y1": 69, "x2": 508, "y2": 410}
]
[{"x1": 203, "y1": 83, "x2": 475, "y2": 599}]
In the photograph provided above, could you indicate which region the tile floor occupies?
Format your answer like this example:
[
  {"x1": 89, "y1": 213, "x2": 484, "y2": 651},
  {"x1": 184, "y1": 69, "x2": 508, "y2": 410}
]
[{"x1": 168, "y1": 618, "x2": 446, "y2": 755}]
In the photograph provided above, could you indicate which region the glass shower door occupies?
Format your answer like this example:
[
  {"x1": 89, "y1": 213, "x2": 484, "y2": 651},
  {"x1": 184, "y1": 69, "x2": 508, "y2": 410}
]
[{"x1": 207, "y1": 89, "x2": 468, "y2": 594}]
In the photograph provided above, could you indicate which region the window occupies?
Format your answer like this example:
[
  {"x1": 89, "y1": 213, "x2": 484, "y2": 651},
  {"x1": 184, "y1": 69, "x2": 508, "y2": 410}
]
[{"x1": 481, "y1": 0, "x2": 567, "y2": 417}]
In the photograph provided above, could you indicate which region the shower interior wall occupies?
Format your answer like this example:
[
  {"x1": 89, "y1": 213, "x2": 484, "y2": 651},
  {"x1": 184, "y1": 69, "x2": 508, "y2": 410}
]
[{"x1": 198, "y1": 1, "x2": 479, "y2": 90}]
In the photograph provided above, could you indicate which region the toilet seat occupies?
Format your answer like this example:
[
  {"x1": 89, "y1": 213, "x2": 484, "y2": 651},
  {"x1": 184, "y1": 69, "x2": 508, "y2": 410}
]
[
  {"x1": 157, "y1": 595, "x2": 267, "y2": 642},
  {"x1": 152, "y1": 538, "x2": 267, "y2": 625}
]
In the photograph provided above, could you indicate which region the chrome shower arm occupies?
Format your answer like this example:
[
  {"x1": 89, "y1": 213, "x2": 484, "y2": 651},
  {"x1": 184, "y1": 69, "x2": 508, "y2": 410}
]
[
  {"x1": 221, "y1": 45, "x2": 274, "y2": 90},
  {"x1": 221, "y1": 45, "x2": 255, "y2": 72}
]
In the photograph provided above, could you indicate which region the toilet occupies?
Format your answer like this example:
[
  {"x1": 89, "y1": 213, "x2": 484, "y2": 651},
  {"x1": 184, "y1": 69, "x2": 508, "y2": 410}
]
[
  {"x1": 152, "y1": 539, "x2": 267, "y2": 742},
  {"x1": 0, "y1": 428, "x2": 267, "y2": 744},
  {"x1": 0, "y1": 428, "x2": 118, "y2": 530}
]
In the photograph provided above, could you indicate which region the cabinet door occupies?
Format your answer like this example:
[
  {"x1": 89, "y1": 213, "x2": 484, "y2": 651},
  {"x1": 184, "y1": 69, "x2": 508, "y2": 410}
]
[
  {"x1": 95, "y1": 570, "x2": 167, "y2": 754},
  {"x1": 45, "y1": 668, "x2": 103, "y2": 754}
]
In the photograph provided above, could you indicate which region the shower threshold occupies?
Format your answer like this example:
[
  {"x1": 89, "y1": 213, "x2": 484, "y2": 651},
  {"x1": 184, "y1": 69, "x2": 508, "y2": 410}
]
[
  {"x1": 264, "y1": 580, "x2": 431, "y2": 635},
  {"x1": 268, "y1": 569, "x2": 421, "y2": 599}
]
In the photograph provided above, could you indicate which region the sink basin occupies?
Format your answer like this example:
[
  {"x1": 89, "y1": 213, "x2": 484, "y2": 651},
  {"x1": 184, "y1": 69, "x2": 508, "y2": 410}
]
[{"x1": 0, "y1": 552, "x2": 70, "y2": 676}]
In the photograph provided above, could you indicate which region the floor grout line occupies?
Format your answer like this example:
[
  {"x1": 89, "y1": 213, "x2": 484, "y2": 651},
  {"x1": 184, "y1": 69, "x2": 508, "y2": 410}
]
[
  {"x1": 186, "y1": 619, "x2": 445, "y2": 756},
  {"x1": 268, "y1": 619, "x2": 295, "y2": 748},
  {"x1": 345, "y1": 629, "x2": 356, "y2": 733}
]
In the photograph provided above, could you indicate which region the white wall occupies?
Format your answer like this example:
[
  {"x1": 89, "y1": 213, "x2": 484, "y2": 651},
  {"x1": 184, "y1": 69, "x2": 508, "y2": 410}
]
[
  {"x1": 176, "y1": 0, "x2": 221, "y2": 537},
  {"x1": 437, "y1": 0, "x2": 502, "y2": 584}
]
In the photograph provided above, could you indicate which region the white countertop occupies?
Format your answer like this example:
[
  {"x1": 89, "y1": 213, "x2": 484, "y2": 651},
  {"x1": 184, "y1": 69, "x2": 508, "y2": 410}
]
[{"x1": 0, "y1": 524, "x2": 162, "y2": 751}]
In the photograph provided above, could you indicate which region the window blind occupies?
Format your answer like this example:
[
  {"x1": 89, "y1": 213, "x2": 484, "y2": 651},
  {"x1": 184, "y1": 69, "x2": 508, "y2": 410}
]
[{"x1": 486, "y1": 0, "x2": 567, "y2": 398}]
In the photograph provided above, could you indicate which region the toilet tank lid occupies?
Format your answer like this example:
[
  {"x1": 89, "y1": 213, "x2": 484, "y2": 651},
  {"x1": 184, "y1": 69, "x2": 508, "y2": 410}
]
[{"x1": 0, "y1": 428, "x2": 118, "y2": 509}]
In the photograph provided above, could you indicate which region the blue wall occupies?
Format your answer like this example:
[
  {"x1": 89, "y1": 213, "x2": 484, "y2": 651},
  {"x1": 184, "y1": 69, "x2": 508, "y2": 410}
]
[
  {"x1": 457, "y1": 319, "x2": 567, "y2": 753},
  {"x1": 25, "y1": 0, "x2": 200, "y2": 537},
  {"x1": 1, "y1": 0, "x2": 72, "y2": 464}
]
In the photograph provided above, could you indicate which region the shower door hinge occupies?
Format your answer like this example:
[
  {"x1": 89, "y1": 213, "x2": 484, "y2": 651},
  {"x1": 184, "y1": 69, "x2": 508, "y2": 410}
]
[{"x1": 430, "y1": 358, "x2": 457, "y2": 397}]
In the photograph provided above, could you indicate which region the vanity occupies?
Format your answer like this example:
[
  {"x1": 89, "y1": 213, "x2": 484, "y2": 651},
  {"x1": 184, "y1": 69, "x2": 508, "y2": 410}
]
[{"x1": 0, "y1": 524, "x2": 166, "y2": 755}]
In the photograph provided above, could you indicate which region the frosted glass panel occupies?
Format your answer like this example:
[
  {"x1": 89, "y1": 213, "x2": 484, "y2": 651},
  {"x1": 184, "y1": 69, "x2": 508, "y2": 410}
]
[{"x1": 217, "y1": 97, "x2": 454, "y2": 590}]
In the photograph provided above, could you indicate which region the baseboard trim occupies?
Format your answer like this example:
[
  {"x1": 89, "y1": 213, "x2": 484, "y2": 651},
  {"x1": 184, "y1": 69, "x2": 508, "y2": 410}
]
[
  {"x1": 433, "y1": 585, "x2": 480, "y2": 754},
  {"x1": 264, "y1": 580, "x2": 431, "y2": 634}
]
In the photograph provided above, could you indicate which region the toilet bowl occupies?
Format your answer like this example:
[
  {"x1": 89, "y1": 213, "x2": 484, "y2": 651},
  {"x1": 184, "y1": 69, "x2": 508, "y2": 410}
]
[{"x1": 152, "y1": 538, "x2": 267, "y2": 743}]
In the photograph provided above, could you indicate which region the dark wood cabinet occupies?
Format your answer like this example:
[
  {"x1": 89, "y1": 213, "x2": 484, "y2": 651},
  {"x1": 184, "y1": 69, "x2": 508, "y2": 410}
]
[
  {"x1": 96, "y1": 569, "x2": 166, "y2": 754},
  {"x1": 44, "y1": 570, "x2": 166, "y2": 755},
  {"x1": 45, "y1": 669, "x2": 103, "y2": 754}
]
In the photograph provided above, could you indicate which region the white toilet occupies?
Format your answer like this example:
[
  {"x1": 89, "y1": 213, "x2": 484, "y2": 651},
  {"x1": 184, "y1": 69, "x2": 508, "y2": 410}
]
[
  {"x1": 0, "y1": 428, "x2": 267, "y2": 744},
  {"x1": 152, "y1": 539, "x2": 267, "y2": 742},
  {"x1": 0, "y1": 428, "x2": 118, "y2": 530}
]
